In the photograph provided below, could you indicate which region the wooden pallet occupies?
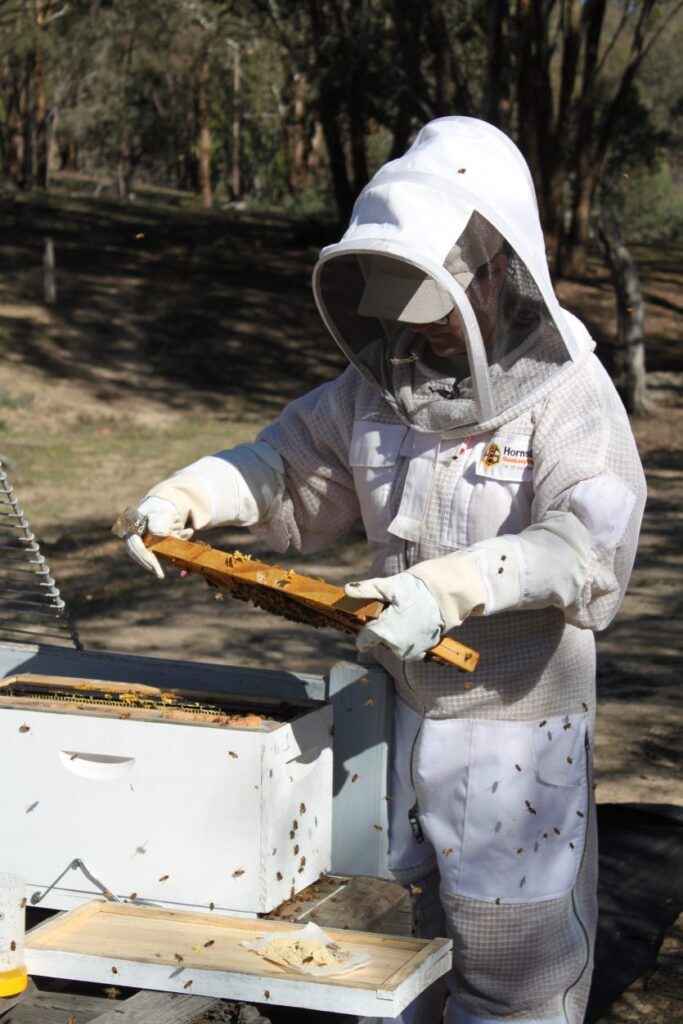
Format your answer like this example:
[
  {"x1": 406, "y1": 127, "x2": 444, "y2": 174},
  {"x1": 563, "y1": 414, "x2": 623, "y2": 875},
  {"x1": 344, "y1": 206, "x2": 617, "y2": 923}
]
[{"x1": 146, "y1": 535, "x2": 479, "y2": 673}]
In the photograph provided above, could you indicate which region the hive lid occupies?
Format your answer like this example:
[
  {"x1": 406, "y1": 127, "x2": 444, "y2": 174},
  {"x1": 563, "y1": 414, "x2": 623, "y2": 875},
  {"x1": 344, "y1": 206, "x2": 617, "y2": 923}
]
[{"x1": 25, "y1": 900, "x2": 451, "y2": 1017}]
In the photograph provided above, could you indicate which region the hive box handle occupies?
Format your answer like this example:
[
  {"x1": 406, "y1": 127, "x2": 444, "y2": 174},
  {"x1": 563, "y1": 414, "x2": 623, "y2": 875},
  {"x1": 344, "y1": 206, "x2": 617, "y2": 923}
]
[{"x1": 59, "y1": 752, "x2": 135, "y2": 781}]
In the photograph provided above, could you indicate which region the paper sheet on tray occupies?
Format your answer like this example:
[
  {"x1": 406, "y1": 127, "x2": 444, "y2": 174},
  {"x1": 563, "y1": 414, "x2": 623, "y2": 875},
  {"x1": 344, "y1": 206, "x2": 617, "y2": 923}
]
[{"x1": 242, "y1": 921, "x2": 372, "y2": 977}]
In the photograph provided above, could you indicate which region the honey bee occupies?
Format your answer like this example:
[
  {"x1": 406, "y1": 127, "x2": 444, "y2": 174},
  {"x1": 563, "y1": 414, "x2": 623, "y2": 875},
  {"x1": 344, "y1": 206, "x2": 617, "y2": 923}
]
[
  {"x1": 442, "y1": 848, "x2": 453, "y2": 856},
  {"x1": 289, "y1": 830, "x2": 295, "y2": 840},
  {"x1": 232, "y1": 868, "x2": 245, "y2": 877},
  {"x1": 582, "y1": 703, "x2": 589, "y2": 712},
  {"x1": 105, "y1": 987, "x2": 121, "y2": 999},
  {"x1": 18, "y1": 725, "x2": 30, "y2": 733},
  {"x1": 566, "y1": 756, "x2": 573, "y2": 765},
  {"x1": 276, "y1": 872, "x2": 283, "y2": 881},
  {"x1": 10, "y1": 941, "x2": 16, "y2": 952},
  {"x1": 174, "y1": 953, "x2": 184, "y2": 963},
  {"x1": 525, "y1": 800, "x2": 537, "y2": 815},
  {"x1": 292, "y1": 820, "x2": 298, "y2": 830},
  {"x1": 563, "y1": 722, "x2": 572, "y2": 731},
  {"x1": 293, "y1": 845, "x2": 299, "y2": 855},
  {"x1": 19, "y1": 898, "x2": 26, "y2": 909},
  {"x1": 351, "y1": 774, "x2": 359, "y2": 783},
  {"x1": 158, "y1": 875, "x2": 170, "y2": 882},
  {"x1": 129, "y1": 892, "x2": 137, "y2": 901},
  {"x1": 373, "y1": 824, "x2": 383, "y2": 832},
  {"x1": 495, "y1": 897, "x2": 501, "y2": 905},
  {"x1": 303, "y1": 955, "x2": 314, "y2": 964},
  {"x1": 569, "y1": 842, "x2": 575, "y2": 850},
  {"x1": 514, "y1": 764, "x2": 522, "y2": 772},
  {"x1": 228, "y1": 751, "x2": 238, "y2": 759},
  {"x1": 299, "y1": 802, "x2": 306, "y2": 815},
  {"x1": 203, "y1": 939, "x2": 215, "y2": 949},
  {"x1": 364, "y1": 698, "x2": 374, "y2": 707},
  {"x1": 409, "y1": 884, "x2": 422, "y2": 895},
  {"x1": 111, "y1": 966, "x2": 118, "y2": 975},
  {"x1": 300, "y1": 856, "x2": 306, "y2": 868},
  {"x1": 576, "y1": 810, "x2": 584, "y2": 818},
  {"x1": 538, "y1": 720, "x2": 547, "y2": 728},
  {"x1": 183, "y1": 979, "x2": 193, "y2": 990},
  {"x1": 264, "y1": 990, "x2": 271, "y2": 1000},
  {"x1": 516, "y1": 848, "x2": 524, "y2": 855},
  {"x1": 554, "y1": 827, "x2": 561, "y2": 835},
  {"x1": 209, "y1": 902, "x2": 215, "y2": 911}
]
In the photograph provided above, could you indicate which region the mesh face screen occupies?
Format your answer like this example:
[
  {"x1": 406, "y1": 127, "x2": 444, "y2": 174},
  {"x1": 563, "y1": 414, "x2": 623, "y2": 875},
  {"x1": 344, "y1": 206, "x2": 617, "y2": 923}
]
[{"x1": 316, "y1": 212, "x2": 572, "y2": 432}]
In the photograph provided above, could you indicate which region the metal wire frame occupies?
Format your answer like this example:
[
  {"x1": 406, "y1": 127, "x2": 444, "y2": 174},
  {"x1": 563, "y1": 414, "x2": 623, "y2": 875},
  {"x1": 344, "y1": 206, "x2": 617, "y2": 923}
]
[{"x1": 0, "y1": 461, "x2": 82, "y2": 649}]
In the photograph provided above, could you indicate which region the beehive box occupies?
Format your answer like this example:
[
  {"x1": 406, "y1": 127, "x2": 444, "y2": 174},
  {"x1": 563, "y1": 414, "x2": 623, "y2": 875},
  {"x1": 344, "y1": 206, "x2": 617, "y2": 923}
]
[{"x1": 0, "y1": 674, "x2": 333, "y2": 915}]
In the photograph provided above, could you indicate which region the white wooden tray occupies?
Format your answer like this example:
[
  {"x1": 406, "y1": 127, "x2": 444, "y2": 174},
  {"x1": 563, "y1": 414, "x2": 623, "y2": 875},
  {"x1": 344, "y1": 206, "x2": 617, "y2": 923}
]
[{"x1": 26, "y1": 901, "x2": 452, "y2": 1017}]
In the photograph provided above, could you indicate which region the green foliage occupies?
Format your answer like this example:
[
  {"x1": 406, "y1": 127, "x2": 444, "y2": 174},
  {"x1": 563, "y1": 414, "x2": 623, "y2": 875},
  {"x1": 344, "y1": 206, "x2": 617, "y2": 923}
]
[{"x1": 610, "y1": 162, "x2": 683, "y2": 243}]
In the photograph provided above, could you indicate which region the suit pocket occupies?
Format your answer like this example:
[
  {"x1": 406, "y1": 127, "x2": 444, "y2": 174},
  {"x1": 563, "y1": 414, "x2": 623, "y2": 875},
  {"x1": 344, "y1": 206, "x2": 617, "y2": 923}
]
[
  {"x1": 349, "y1": 421, "x2": 407, "y2": 545},
  {"x1": 415, "y1": 714, "x2": 588, "y2": 903}
]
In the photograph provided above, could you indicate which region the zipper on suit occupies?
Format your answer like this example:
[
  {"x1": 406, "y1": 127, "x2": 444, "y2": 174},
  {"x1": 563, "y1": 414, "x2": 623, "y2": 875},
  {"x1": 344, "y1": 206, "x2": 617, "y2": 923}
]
[
  {"x1": 561, "y1": 728, "x2": 592, "y2": 1023},
  {"x1": 402, "y1": 537, "x2": 427, "y2": 845}
]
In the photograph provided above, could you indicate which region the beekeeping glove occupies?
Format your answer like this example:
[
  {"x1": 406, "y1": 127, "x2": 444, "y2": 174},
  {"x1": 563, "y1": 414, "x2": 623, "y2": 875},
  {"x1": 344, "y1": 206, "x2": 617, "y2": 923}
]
[
  {"x1": 344, "y1": 573, "x2": 446, "y2": 661},
  {"x1": 344, "y1": 511, "x2": 591, "y2": 661},
  {"x1": 125, "y1": 496, "x2": 194, "y2": 579},
  {"x1": 125, "y1": 442, "x2": 284, "y2": 580}
]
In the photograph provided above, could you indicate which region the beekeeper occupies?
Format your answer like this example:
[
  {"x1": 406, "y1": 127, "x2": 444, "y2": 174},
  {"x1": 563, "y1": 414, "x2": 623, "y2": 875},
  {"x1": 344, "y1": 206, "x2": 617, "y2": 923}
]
[{"x1": 124, "y1": 117, "x2": 646, "y2": 1024}]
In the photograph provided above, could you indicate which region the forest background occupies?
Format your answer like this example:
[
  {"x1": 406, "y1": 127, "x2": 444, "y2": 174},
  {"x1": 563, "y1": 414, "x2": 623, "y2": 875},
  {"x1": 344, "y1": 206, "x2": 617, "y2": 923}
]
[{"x1": 1, "y1": 3, "x2": 683, "y2": 1018}]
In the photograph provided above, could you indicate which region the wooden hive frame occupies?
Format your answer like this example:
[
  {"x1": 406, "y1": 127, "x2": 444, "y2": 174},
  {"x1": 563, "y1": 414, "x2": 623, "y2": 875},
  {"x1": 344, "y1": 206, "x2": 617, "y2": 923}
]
[{"x1": 145, "y1": 535, "x2": 479, "y2": 673}]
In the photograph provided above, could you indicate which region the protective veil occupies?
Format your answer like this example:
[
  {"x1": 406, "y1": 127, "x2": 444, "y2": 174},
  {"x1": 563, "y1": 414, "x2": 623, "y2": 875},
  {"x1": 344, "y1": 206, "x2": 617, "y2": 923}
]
[{"x1": 152, "y1": 118, "x2": 646, "y2": 1023}]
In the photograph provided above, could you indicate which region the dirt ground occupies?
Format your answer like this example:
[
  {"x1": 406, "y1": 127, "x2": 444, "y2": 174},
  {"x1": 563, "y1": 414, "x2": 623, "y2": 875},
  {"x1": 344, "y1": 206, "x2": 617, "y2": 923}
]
[{"x1": 1, "y1": 191, "x2": 682, "y2": 812}]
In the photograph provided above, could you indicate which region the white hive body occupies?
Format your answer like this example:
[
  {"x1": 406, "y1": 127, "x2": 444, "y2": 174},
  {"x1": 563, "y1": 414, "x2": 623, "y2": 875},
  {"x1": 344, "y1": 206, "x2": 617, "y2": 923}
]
[
  {"x1": 0, "y1": 680, "x2": 333, "y2": 915},
  {"x1": 0, "y1": 873, "x2": 24, "y2": 970}
]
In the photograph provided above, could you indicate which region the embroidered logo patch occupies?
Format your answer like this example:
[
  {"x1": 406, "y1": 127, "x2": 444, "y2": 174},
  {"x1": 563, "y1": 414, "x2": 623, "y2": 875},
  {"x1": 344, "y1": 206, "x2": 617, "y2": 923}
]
[
  {"x1": 482, "y1": 443, "x2": 501, "y2": 467},
  {"x1": 476, "y1": 434, "x2": 534, "y2": 483}
]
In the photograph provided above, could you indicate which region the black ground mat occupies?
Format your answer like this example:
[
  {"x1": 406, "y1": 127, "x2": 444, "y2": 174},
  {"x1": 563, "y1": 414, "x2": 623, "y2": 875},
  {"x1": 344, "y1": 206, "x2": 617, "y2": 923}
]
[{"x1": 587, "y1": 801, "x2": 683, "y2": 1021}]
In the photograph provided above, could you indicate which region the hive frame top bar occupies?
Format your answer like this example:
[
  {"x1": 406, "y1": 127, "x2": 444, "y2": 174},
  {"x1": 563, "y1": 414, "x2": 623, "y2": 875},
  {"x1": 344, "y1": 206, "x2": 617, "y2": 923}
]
[
  {"x1": 0, "y1": 672, "x2": 321, "y2": 730},
  {"x1": 145, "y1": 535, "x2": 480, "y2": 673}
]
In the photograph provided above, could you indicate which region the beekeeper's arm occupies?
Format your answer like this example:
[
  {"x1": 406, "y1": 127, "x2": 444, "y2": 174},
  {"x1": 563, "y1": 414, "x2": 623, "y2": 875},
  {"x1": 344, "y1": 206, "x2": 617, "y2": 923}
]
[
  {"x1": 350, "y1": 368, "x2": 647, "y2": 660},
  {"x1": 126, "y1": 368, "x2": 360, "y2": 578}
]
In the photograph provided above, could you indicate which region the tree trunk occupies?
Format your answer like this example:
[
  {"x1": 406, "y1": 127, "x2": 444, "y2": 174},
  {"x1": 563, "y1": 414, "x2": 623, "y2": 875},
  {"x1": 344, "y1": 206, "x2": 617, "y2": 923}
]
[
  {"x1": 230, "y1": 45, "x2": 241, "y2": 200},
  {"x1": 319, "y1": 99, "x2": 354, "y2": 224},
  {"x1": 22, "y1": 51, "x2": 35, "y2": 187},
  {"x1": 484, "y1": 0, "x2": 510, "y2": 129},
  {"x1": 34, "y1": 0, "x2": 49, "y2": 188},
  {"x1": 424, "y1": 0, "x2": 455, "y2": 115},
  {"x1": 596, "y1": 207, "x2": 649, "y2": 415},
  {"x1": 288, "y1": 71, "x2": 308, "y2": 190},
  {"x1": 516, "y1": 0, "x2": 561, "y2": 260},
  {"x1": 560, "y1": 0, "x2": 606, "y2": 277},
  {"x1": 5, "y1": 68, "x2": 24, "y2": 182},
  {"x1": 197, "y1": 53, "x2": 213, "y2": 208}
]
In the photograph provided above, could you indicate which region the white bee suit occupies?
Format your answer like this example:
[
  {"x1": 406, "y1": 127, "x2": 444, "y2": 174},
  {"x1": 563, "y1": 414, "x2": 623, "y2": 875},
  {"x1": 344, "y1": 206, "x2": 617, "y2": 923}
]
[{"x1": 141, "y1": 118, "x2": 645, "y2": 1023}]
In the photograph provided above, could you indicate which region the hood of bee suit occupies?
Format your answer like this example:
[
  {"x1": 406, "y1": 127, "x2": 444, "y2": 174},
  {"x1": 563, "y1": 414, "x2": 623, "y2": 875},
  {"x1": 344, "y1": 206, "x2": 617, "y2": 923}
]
[{"x1": 312, "y1": 116, "x2": 594, "y2": 435}]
